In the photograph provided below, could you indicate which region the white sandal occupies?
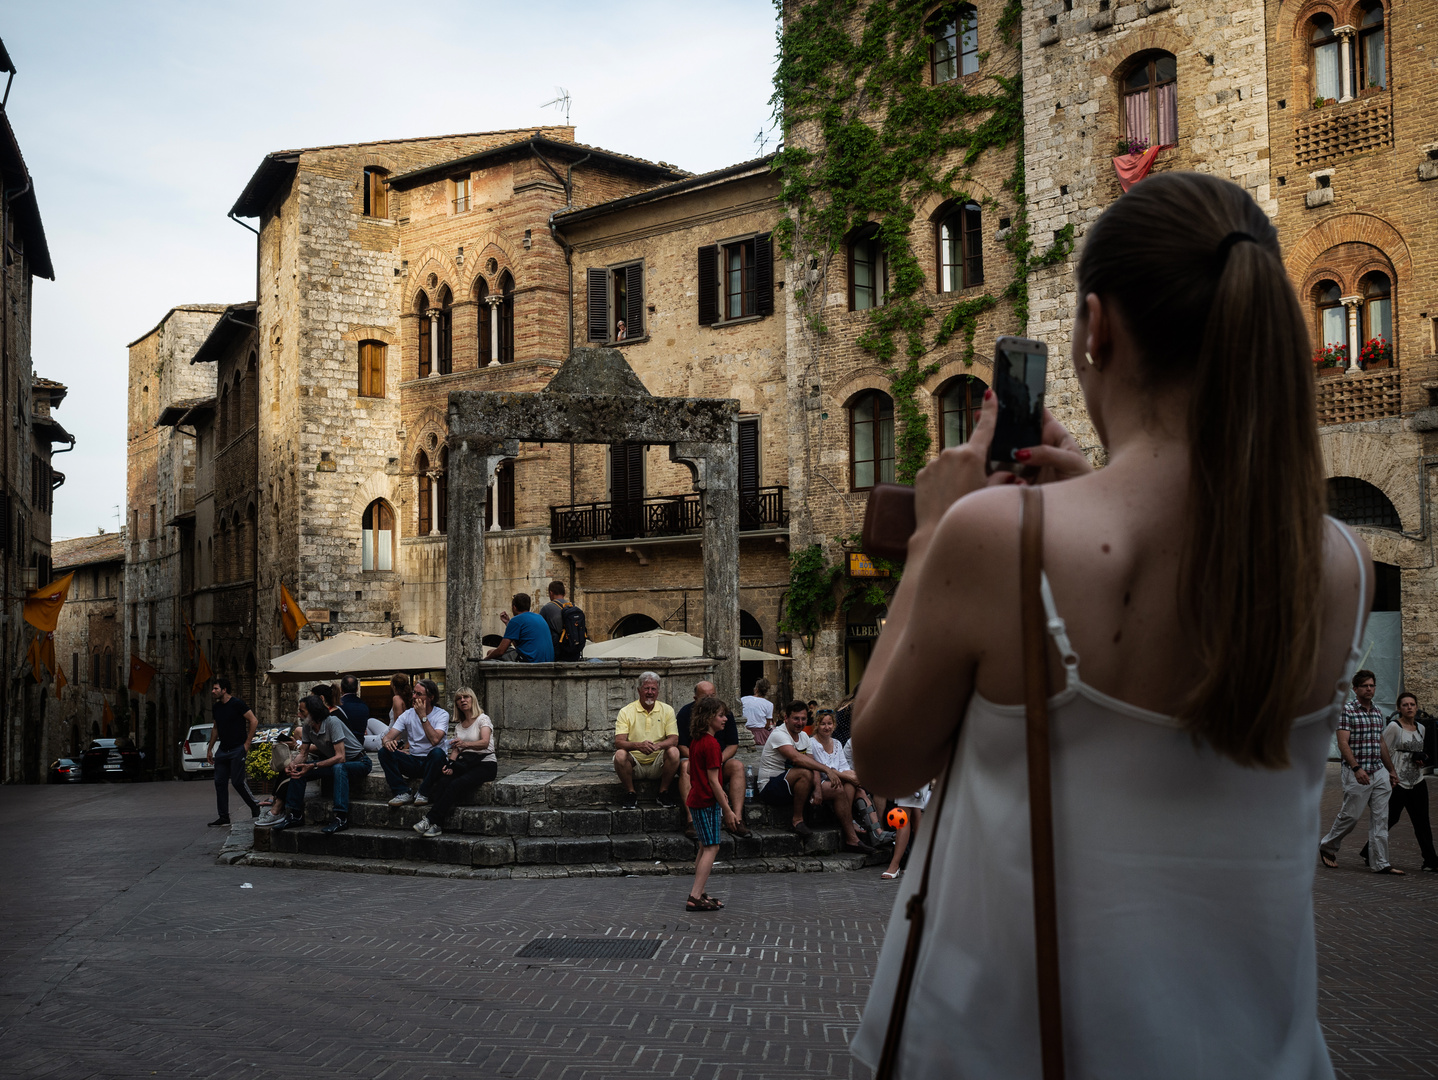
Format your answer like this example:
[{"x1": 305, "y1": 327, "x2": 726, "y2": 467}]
[{"x1": 881, "y1": 869, "x2": 902, "y2": 881}]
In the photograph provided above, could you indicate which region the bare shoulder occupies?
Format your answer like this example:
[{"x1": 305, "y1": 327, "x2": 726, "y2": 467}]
[{"x1": 1322, "y1": 517, "x2": 1374, "y2": 627}]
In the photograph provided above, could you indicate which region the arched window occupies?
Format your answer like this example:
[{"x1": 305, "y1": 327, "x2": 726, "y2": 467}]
[
  {"x1": 1122, "y1": 52, "x2": 1178, "y2": 148},
  {"x1": 437, "y1": 446, "x2": 449, "y2": 534},
  {"x1": 474, "y1": 276, "x2": 492, "y2": 365},
  {"x1": 936, "y1": 202, "x2": 983, "y2": 291},
  {"x1": 1310, "y1": 15, "x2": 1341, "y2": 102},
  {"x1": 1359, "y1": 3, "x2": 1386, "y2": 90},
  {"x1": 416, "y1": 450, "x2": 432, "y2": 536},
  {"x1": 939, "y1": 375, "x2": 988, "y2": 448},
  {"x1": 416, "y1": 292, "x2": 432, "y2": 377},
  {"x1": 358, "y1": 340, "x2": 386, "y2": 398},
  {"x1": 1328, "y1": 476, "x2": 1400, "y2": 529},
  {"x1": 219, "y1": 381, "x2": 231, "y2": 447},
  {"x1": 362, "y1": 500, "x2": 395, "y2": 571},
  {"x1": 613, "y1": 613, "x2": 660, "y2": 638},
  {"x1": 498, "y1": 272, "x2": 515, "y2": 363},
  {"x1": 437, "y1": 286, "x2": 453, "y2": 375},
  {"x1": 849, "y1": 227, "x2": 886, "y2": 311},
  {"x1": 930, "y1": 4, "x2": 978, "y2": 83},
  {"x1": 1315, "y1": 280, "x2": 1346, "y2": 354},
  {"x1": 1362, "y1": 272, "x2": 1392, "y2": 366},
  {"x1": 850, "y1": 390, "x2": 895, "y2": 490}
]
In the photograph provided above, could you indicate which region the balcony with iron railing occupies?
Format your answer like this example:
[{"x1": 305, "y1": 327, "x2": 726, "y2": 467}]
[{"x1": 550, "y1": 487, "x2": 788, "y2": 547}]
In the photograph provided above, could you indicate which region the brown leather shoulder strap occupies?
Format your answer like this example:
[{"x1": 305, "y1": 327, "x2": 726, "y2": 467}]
[{"x1": 1021, "y1": 486, "x2": 1066, "y2": 1080}]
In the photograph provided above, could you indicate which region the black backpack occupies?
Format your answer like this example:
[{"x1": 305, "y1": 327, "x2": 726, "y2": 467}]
[{"x1": 555, "y1": 600, "x2": 588, "y2": 662}]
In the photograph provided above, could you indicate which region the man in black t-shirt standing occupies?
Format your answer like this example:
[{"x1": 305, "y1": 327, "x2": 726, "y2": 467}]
[{"x1": 204, "y1": 677, "x2": 261, "y2": 827}]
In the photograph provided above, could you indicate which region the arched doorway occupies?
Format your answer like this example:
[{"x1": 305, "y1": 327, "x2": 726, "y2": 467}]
[
  {"x1": 612, "y1": 613, "x2": 660, "y2": 638},
  {"x1": 739, "y1": 610, "x2": 765, "y2": 700}
]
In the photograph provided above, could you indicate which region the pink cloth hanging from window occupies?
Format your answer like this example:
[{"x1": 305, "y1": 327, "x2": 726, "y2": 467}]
[
  {"x1": 1112, "y1": 146, "x2": 1162, "y2": 192},
  {"x1": 1156, "y1": 83, "x2": 1177, "y2": 146},
  {"x1": 1124, "y1": 90, "x2": 1150, "y2": 146}
]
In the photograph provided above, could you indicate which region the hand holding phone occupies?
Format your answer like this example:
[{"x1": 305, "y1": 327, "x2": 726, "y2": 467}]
[{"x1": 989, "y1": 336, "x2": 1049, "y2": 476}]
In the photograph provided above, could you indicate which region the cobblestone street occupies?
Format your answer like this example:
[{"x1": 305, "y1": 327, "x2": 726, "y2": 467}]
[{"x1": 2, "y1": 766, "x2": 1436, "y2": 1079}]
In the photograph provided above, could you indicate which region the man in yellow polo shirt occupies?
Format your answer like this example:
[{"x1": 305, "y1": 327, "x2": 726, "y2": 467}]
[{"x1": 613, "y1": 670, "x2": 681, "y2": 810}]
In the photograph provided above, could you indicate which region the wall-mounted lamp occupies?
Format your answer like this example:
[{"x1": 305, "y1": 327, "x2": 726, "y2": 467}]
[
  {"x1": 800, "y1": 630, "x2": 816, "y2": 652},
  {"x1": 776, "y1": 633, "x2": 792, "y2": 658},
  {"x1": 875, "y1": 613, "x2": 888, "y2": 634}
]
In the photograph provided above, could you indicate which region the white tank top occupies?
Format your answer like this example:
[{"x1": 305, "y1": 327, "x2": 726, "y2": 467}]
[{"x1": 851, "y1": 521, "x2": 1364, "y2": 1079}]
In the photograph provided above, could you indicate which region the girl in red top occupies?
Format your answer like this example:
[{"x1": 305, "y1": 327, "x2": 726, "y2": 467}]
[{"x1": 685, "y1": 696, "x2": 739, "y2": 912}]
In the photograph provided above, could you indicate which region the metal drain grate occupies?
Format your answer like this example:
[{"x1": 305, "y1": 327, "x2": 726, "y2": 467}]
[{"x1": 516, "y1": 937, "x2": 661, "y2": 960}]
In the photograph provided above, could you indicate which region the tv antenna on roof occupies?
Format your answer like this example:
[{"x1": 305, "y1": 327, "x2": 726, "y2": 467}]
[{"x1": 542, "y1": 87, "x2": 572, "y2": 126}]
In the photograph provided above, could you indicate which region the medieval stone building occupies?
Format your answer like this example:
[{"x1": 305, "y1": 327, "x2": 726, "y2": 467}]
[{"x1": 50, "y1": 532, "x2": 123, "y2": 758}]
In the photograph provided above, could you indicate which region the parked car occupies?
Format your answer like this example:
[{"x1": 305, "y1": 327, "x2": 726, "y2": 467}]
[
  {"x1": 179, "y1": 725, "x2": 213, "y2": 779},
  {"x1": 80, "y1": 739, "x2": 142, "y2": 782},
  {"x1": 48, "y1": 757, "x2": 83, "y2": 783}
]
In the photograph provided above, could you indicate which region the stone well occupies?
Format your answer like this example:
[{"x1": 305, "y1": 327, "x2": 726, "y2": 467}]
[{"x1": 472, "y1": 657, "x2": 715, "y2": 755}]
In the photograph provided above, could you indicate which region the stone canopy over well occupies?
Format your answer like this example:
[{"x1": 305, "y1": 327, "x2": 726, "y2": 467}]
[{"x1": 445, "y1": 347, "x2": 742, "y2": 701}]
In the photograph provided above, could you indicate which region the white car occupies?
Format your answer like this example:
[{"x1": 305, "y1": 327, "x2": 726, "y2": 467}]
[{"x1": 180, "y1": 724, "x2": 214, "y2": 778}]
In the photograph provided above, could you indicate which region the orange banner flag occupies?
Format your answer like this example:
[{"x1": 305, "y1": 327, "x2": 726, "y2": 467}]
[
  {"x1": 280, "y1": 584, "x2": 309, "y2": 643},
  {"x1": 53, "y1": 663, "x2": 66, "y2": 700},
  {"x1": 128, "y1": 655, "x2": 157, "y2": 695},
  {"x1": 23, "y1": 572, "x2": 74, "y2": 633},
  {"x1": 191, "y1": 648, "x2": 213, "y2": 696}
]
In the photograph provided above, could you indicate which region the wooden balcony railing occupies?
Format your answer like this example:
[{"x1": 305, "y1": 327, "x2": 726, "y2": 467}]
[
  {"x1": 1315, "y1": 368, "x2": 1401, "y2": 426},
  {"x1": 550, "y1": 487, "x2": 788, "y2": 544}
]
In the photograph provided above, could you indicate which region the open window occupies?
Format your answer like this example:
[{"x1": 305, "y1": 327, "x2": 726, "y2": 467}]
[
  {"x1": 936, "y1": 202, "x2": 983, "y2": 291},
  {"x1": 930, "y1": 4, "x2": 978, "y2": 83},
  {"x1": 848, "y1": 227, "x2": 887, "y2": 311},
  {"x1": 362, "y1": 499, "x2": 395, "y2": 571},
  {"x1": 587, "y1": 263, "x2": 645, "y2": 343},
  {"x1": 1122, "y1": 51, "x2": 1177, "y2": 148},
  {"x1": 363, "y1": 167, "x2": 388, "y2": 218},
  {"x1": 849, "y1": 390, "x2": 895, "y2": 490}
]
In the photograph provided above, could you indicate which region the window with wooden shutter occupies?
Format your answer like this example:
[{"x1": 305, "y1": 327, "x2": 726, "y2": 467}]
[
  {"x1": 416, "y1": 293, "x2": 431, "y2": 377},
  {"x1": 625, "y1": 263, "x2": 644, "y2": 338},
  {"x1": 610, "y1": 442, "x2": 644, "y2": 538},
  {"x1": 698, "y1": 245, "x2": 719, "y2": 325},
  {"x1": 358, "y1": 341, "x2": 386, "y2": 398},
  {"x1": 364, "y1": 167, "x2": 388, "y2": 218},
  {"x1": 738, "y1": 418, "x2": 761, "y2": 528},
  {"x1": 587, "y1": 268, "x2": 609, "y2": 342},
  {"x1": 417, "y1": 451, "x2": 431, "y2": 536},
  {"x1": 755, "y1": 233, "x2": 774, "y2": 316}
]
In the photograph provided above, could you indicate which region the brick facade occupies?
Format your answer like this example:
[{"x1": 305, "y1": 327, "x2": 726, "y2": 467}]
[{"x1": 50, "y1": 534, "x2": 123, "y2": 761}]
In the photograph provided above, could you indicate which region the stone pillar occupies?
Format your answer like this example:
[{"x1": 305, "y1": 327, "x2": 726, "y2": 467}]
[
  {"x1": 1342, "y1": 295, "x2": 1363, "y2": 372},
  {"x1": 671, "y1": 432, "x2": 740, "y2": 703},
  {"x1": 446, "y1": 435, "x2": 519, "y2": 694},
  {"x1": 428, "y1": 471, "x2": 439, "y2": 537},
  {"x1": 1337, "y1": 26, "x2": 1356, "y2": 102},
  {"x1": 486, "y1": 295, "x2": 503, "y2": 365},
  {"x1": 488, "y1": 466, "x2": 501, "y2": 532},
  {"x1": 428, "y1": 310, "x2": 441, "y2": 376}
]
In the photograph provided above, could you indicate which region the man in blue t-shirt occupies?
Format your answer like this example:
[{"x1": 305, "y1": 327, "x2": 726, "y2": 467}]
[{"x1": 485, "y1": 592, "x2": 555, "y2": 663}]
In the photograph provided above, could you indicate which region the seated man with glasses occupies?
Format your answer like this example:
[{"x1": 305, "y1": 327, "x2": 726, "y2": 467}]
[{"x1": 377, "y1": 678, "x2": 451, "y2": 808}]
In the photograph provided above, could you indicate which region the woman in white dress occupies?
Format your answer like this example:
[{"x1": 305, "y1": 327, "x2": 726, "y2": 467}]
[{"x1": 850, "y1": 172, "x2": 1368, "y2": 1078}]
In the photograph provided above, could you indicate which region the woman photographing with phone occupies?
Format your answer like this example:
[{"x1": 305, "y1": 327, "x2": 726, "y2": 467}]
[{"x1": 850, "y1": 172, "x2": 1369, "y2": 1078}]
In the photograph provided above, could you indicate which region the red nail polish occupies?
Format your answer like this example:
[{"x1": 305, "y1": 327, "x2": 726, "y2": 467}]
[
  {"x1": 1015, "y1": 448, "x2": 1031, "y2": 461},
  {"x1": 983, "y1": 389, "x2": 993, "y2": 401}
]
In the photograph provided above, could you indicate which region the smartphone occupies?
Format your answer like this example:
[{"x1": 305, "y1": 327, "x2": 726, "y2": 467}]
[{"x1": 988, "y1": 336, "x2": 1048, "y2": 476}]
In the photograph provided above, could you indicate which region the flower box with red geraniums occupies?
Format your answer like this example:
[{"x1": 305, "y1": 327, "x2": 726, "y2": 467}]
[
  {"x1": 1312, "y1": 343, "x2": 1348, "y2": 376},
  {"x1": 1358, "y1": 337, "x2": 1392, "y2": 369}
]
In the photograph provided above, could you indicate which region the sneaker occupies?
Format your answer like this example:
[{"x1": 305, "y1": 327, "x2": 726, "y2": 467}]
[
  {"x1": 420, "y1": 822, "x2": 442, "y2": 838},
  {"x1": 269, "y1": 814, "x2": 300, "y2": 833},
  {"x1": 412, "y1": 817, "x2": 432, "y2": 835},
  {"x1": 254, "y1": 811, "x2": 281, "y2": 827},
  {"x1": 655, "y1": 787, "x2": 679, "y2": 807},
  {"x1": 413, "y1": 794, "x2": 431, "y2": 807},
  {"x1": 207, "y1": 817, "x2": 231, "y2": 828},
  {"x1": 1422, "y1": 863, "x2": 1438, "y2": 873},
  {"x1": 388, "y1": 791, "x2": 414, "y2": 806},
  {"x1": 621, "y1": 791, "x2": 639, "y2": 810},
  {"x1": 321, "y1": 817, "x2": 349, "y2": 835}
]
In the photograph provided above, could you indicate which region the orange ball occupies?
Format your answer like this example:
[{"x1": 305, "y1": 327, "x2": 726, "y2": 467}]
[{"x1": 886, "y1": 807, "x2": 909, "y2": 830}]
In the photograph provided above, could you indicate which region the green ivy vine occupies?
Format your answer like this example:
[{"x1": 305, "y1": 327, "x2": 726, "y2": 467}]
[{"x1": 780, "y1": 544, "x2": 845, "y2": 638}]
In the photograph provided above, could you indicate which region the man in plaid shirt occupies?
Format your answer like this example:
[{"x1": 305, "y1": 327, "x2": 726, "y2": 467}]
[{"x1": 1320, "y1": 669, "x2": 1403, "y2": 873}]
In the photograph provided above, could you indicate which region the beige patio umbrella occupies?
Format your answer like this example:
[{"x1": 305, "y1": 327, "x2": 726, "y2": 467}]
[
  {"x1": 266, "y1": 632, "x2": 444, "y2": 682},
  {"x1": 582, "y1": 628, "x2": 787, "y2": 662}
]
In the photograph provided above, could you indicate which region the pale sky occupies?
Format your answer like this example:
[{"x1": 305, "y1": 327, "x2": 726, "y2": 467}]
[{"x1": 5, "y1": 1, "x2": 780, "y2": 540}]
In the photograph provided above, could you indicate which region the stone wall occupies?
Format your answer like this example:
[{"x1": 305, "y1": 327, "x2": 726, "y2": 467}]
[
  {"x1": 475, "y1": 657, "x2": 715, "y2": 754},
  {"x1": 48, "y1": 542, "x2": 123, "y2": 763}
]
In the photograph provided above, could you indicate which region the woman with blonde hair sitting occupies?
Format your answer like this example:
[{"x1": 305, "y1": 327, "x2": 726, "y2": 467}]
[{"x1": 414, "y1": 686, "x2": 496, "y2": 838}]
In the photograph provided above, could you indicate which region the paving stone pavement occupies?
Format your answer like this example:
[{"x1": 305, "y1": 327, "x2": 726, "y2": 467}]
[{"x1": 2, "y1": 765, "x2": 1435, "y2": 1079}]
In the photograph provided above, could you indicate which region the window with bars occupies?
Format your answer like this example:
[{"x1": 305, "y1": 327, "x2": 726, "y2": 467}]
[
  {"x1": 358, "y1": 340, "x2": 386, "y2": 398},
  {"x1": 452, "y1": 177, "x2": 471, "y2": 213},
  {"x1": 1328, "y1": 476, "x2": 1400, "y2": 529}
]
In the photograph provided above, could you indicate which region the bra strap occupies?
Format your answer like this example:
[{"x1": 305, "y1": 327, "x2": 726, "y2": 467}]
[{"x1": 1039, "y1": 572, "x2": 1082, "y2": 690}]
